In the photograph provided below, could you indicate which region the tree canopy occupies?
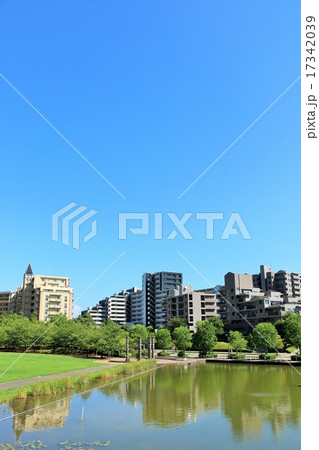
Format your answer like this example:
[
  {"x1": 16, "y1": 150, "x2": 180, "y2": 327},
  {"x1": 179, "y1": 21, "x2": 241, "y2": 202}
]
[
  {"x1": 156, "y1": 328, "x2": 172, "y2": 350},
  {"x1": 172, "y1": 326, "x2": 192, "y2": 357},
  {"x1": 193, "y1": 320, "x2": 217, "y2": 357},
  {"x1": 167, "y1": 317, "x2": 187, "y2": 334},
  {"x1": 228, "y1": 331, "x2": 247, "y2": 353},
  {"x1": 249, "y1": 323, "x2": 278, "y2": 353}
]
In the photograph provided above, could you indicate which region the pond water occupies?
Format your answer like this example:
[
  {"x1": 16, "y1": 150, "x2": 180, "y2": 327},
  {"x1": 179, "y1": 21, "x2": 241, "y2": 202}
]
[{"x1": 0, "y1": 363, "x2": 301, "y2": 449}]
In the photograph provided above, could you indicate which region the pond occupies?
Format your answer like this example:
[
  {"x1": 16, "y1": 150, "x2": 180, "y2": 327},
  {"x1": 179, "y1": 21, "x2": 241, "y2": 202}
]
[{"x1": 0, "y1": 363, "x2": 301, "y2": 449}]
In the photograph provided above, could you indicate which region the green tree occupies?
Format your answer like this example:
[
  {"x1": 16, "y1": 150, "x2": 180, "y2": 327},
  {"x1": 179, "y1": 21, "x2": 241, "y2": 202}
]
[
  {"x1": 129, "y1": 324, "x2": 149, "y2": 347},
  {"x1": 207, "y1": 316, "x2": 224, "y2": 338},
  {"x1": 282, "y1": 312, "x2": 301, "y2": 350},
  {"x1": 276, "y1": 335, "x2": 284, "y2": 351},
  {"x1": 74, "y1": 312, "x2": 96, "y2": 327},
  {"x1": 0, "y1": 322, "x2": 8, "y2": 347},
  {"x1": 193, "y1": 321, "x2": 217, "y2": 357},
  {"x1": 156, "y1": 328, "x2": 172, "y2": 350},
  {"x1": 228, "y1": 331, "x2": 247, "y2": 353},
  {"x1": 97, "y1": 319, "x2": 128, "y2": 357},
  {"x1": 172, "y1": 326, "x2": 192, "y2": 357},
  {"x1": 4, "y1": 315, "x2": 34, "y2": 351},
  {"x1": 249, "y1": 323, "x2": 278, "y2": 353},
  {"x1": 167, "y1": 317, "x2": 187, "y2": 334}
]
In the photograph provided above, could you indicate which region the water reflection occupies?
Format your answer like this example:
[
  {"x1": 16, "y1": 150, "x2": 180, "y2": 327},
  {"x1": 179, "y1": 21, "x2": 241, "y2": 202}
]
[
  {"x1": 5, "y1": 363, "x2": 300, "y2": 443},
  {"x1": 8, "y1": 396, "x2": 71, "y2": 440},
  {"x1": 101, "y1": 364, "x2": 301, "y2": 441}
]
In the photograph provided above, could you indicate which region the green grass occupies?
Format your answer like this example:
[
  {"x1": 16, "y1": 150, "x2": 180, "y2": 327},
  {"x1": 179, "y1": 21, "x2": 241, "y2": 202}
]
[
  {"x1": 214, "y1": 342, "x2": 231, "y2": 351},
  {"x1": 0, "y1": 352, "x2": 101, "y2": 383},
  {"x1": 0, "y1": 360, "x2": 157, "y2": 403}
]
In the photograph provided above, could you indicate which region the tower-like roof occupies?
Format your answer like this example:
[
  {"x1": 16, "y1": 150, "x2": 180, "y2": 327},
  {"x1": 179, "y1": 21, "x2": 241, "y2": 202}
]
[{"x1": 25, "y1": 263, "x2": 33, "y2": 275}]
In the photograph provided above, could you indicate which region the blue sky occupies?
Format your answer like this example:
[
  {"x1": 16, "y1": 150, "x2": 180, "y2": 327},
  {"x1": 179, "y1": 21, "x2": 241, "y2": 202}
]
[{"x1": 0, "y1": 1, "x2": 300, "y2": 313}]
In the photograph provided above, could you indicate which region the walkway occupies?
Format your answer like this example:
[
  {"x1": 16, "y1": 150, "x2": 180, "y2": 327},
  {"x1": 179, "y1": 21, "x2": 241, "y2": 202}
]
[{"x1": 0, "y1": 360, "x2": 122, "y2": 391}]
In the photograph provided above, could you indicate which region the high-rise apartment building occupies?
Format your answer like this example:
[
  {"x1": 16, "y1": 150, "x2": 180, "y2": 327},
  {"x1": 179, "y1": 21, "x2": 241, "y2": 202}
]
[
  {"x1": 9, "y1": 264, "x2": 73, "y2": 322},
  {"x1": 129, "y1": 288, "x2": 144, "y2": 325},
  {"x1": 141, "y1": 272, "x2": 183, "y2": 328}
]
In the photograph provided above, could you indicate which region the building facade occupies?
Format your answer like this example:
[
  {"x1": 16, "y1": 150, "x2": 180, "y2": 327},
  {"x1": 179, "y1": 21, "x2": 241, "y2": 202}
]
[
  {"x1": 163, "y1": 285, "x2": 220, "y2": 332},
  {"x1": 223, "y1": 265, "x2": 301, "y2": 333},
  {"x1": 9, "y1": 264, "x2": 73, "y2": 321},
  {"x1": 81, "y1": 287, "x2": 139, "y2": 326},
  {"x1": 0, "y1": 291, "x2": 14, "y2": 315},
  {"x1": 140, "y1": 272, "x2": 183, "y2": 328},
  {"x1": 82, "y1": 299, "x2": 106, "y2": 326},
  {"x1": 129, "y1": 288, "x2": 144, "y2": 325},
  {"x1": 253, "y1": 265, "x2": 301, "y2": 299}
]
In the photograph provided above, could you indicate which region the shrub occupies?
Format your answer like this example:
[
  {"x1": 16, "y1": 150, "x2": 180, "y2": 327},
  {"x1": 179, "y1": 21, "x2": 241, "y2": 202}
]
[
  {"x1": 229, "y1": 353, "x2": 246, "y2": 359},
  {"x1": 157, "y1": 351, "x2": 171, "y2": 356},
  {"x1": 259, "y1": 353, "x2": 277, "y2": 360},
  {"x1": 206, "y1": 352, "x2": 218, "y2": 358},
  {"x1": 286, "y1": 346, "x2": 296, "y2": 354},
  {"x1": 291, "y1": 355, "x2": 301, "y2": 361}
]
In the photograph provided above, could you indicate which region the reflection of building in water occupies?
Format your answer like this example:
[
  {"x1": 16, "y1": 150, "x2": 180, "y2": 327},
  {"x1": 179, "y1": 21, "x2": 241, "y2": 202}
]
[{"x1": 12, "y1": 398, "x2": 71, "y2": 440}]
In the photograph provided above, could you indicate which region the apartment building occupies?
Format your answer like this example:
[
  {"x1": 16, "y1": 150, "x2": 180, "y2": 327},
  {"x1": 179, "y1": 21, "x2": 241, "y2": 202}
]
[
  {"x1": 163, "y1": 285, "x2": 220, "y2": 332},
  {"x1": 82, "y1": 287, "x2": 139, "y2": 326},
  {"x1": 104, "y1": 288, "x2": 137, "y2": 325},
  {"x1": 223, "y1": 266, "x2": 301, "y2": 333},
  {"x1": 128, "y1": 272, "x2": 183, "y2": 327},
  {"x1": 9, "y1": 264, "x2": 73, "y2": 321},
  {"x1": 129, "y1": 288, "x2": 144, "y2": 325},
  {"x1": 82, "y1": 299, "x2": 106, "y2": 326},
  {"x1": 253, "y1": 265, "x2": 301, "y2": 299},
  {"x1": 0, "y1": 291, "x2": 14, "y2": 315}
]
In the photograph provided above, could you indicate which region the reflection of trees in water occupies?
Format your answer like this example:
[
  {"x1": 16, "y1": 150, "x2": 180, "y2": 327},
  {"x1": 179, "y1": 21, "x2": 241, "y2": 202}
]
[
  {"x1": 100, "y1": 364, "x2": 301, "y2": 439},
  {"x1": 219, "y1": 364, "x2": 301, "y2": 441},
  {"x1": 8, "y1": 364, "x2": 301, "y2": 442}
]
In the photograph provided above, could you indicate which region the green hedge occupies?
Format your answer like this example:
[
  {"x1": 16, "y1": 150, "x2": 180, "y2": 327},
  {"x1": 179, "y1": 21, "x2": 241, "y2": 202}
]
[
  {"x1": 259, "y1": 353, "x2": 277, "y2": 360},
  {"x1": 229, "y1": 354, "x2": 246, "y2": 359}
]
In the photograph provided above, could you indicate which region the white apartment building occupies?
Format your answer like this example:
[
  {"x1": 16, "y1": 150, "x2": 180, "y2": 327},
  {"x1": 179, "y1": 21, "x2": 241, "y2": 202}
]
[
  {"x1": 82, "y1": 300, "x2": 106, "y2": 326},
  {"x1": 82, "y1": 287, "x2": 139, "y2": 326}
]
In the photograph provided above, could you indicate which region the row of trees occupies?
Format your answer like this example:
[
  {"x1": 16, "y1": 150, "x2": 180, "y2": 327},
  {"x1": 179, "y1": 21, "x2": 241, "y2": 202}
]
[{"x1": 0, "y1": 311, "x2": 300, "y2": 358}]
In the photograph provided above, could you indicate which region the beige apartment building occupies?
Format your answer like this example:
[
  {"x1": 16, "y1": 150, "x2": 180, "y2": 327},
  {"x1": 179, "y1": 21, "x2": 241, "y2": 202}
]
[
  {"x1": 163, "y1": 285, "x2": 220, "y2": 332},
  {"x1": 223, "y1": 266, "x2": 301, "y2": 333},
  {"x1": 0, "y1": 291, "x2": 14, "y2": 315},
  {"x1": 9, "y1": 264, "x2": 73, "y2": 321}
]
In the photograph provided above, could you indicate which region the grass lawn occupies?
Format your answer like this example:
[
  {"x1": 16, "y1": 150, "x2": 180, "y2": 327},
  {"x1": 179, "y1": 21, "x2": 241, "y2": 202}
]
[{"x1": 0, "y1": 352, "x2": 100, "y2": 383}]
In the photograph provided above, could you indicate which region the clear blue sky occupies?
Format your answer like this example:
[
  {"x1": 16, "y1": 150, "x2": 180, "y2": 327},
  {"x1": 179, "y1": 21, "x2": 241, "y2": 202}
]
[{"x1": 0, "y1": 1, "x2": 300, "y2": 314}]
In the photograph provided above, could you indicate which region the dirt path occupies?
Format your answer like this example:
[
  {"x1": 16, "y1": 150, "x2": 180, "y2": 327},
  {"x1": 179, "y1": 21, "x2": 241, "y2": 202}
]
[{"x1": 0, "y1": 360, "x2": 122, "y2": 391}]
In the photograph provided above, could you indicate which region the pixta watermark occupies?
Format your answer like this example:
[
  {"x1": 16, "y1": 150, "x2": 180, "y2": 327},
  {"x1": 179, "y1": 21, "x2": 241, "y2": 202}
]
[
  {"x1": 118, "y1": 212, "x2": 251, "y2": 240},
  {"x1": 52, "y1": 202, "x2": 98, "y2": 250}
]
